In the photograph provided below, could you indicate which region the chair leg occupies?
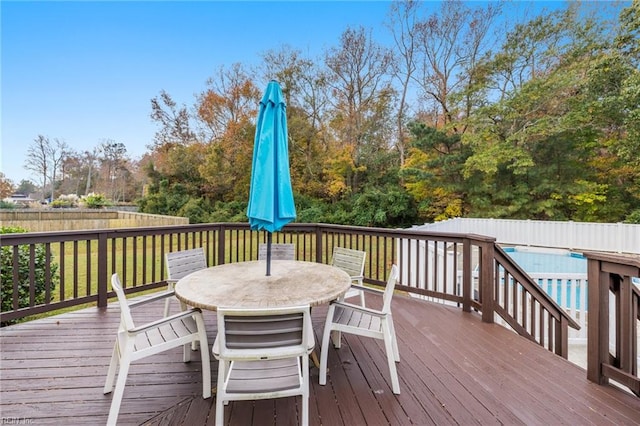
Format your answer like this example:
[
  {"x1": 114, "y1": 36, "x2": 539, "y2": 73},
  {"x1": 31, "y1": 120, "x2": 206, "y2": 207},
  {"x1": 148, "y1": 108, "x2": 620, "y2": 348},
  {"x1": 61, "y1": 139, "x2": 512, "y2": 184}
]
[
  {"x1": 195, "y1": 314, "x2": 212, "y2": 399},
  {"x1": 359, "y1": 290, "x2": 366, "y2": 307},
  {"x1": 106, "y1": 354, "x2": 132, "y2": 425},
  {"x1": 301, "y1": 354, "x2": 309, "y2": 426},
  {"x1": 184, "y1": 300, "x2": 198, "y2": 351},
  {"x1": 103, "y1": 344, "x2": 120, "y2": 394},
  {"x1": 331, "y1": 330, "x2": 342, "y2": 348},
  {"x1": 163, "y1": 283, "x2": 174, "y2": 317},
  {"x1": 382, "y1": 319, "x2": 400, "y2": 394},
  {"x1": 163, "y1": 298, "x2": 171, "y2": 318},
  {"x1": 319, "y1": 305, "x2": 335, "y2": 386},
  {"x1": 389, "y1": 315, "x2": 400, "y2": 362},
  {"x1": 183, "y1": 343, "x2": 192, "y2": 363},
  {"x1": 215, "y1": 359, "x2": 228, "y2": 426}
]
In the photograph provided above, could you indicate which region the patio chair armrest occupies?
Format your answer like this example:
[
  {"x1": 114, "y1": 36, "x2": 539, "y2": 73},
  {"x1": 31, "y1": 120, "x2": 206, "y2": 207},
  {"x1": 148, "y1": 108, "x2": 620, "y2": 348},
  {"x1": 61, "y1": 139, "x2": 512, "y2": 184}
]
[
  {"x1": 212, "y1": 335, "x2": 220, "y2": 358},
  {"x1": 349, "y1": 284, "x2": 384, "y2": 296},
  {"x1": 128, "y1": 307, "x2": 203, "y2": 334},
  {"x1": 128, "y1": 290, "x2": 176, "y2": 308},
  {"x1": 332, "y1": 300, "x2": 385, "y2": 318}
]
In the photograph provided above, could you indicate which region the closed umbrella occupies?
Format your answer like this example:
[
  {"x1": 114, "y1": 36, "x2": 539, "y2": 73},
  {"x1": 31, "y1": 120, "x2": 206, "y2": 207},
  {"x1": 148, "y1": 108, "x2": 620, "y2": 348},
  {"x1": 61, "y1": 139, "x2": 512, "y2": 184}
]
[{"x1": 247, "y1": 80, "x2": 296, "y2": 275}]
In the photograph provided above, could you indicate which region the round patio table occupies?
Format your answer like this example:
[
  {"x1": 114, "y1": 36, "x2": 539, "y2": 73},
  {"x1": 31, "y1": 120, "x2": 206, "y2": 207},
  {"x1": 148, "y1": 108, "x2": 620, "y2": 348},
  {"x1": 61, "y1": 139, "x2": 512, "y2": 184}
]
[{"x1": 174, "y1": 260, "x2": 351, "y2": 311}]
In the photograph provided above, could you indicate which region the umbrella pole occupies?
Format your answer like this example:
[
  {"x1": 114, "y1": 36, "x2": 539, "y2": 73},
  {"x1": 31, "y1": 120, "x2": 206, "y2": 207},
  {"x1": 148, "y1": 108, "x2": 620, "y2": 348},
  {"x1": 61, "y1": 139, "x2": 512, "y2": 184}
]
[{"x1": 266, "y1": 232, "x2": 272, "y2": 276}]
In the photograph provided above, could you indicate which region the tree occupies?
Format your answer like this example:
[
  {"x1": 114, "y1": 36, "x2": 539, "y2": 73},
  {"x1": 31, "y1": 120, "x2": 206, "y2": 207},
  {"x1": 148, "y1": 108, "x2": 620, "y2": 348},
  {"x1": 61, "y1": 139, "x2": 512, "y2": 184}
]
[
  {"x1": 0, "y1": 173, "x2": 14, "y2": 199},
  {"x1": 325, "y1": 26, "x2": 395, "y2": 194},
  {"x1": 401, "y1": 123, "x2": 471, "y2": 221},
  {"x1": 196, "y1": 63, "x2": 259, "y2": 143},
  {"x1": 614, "y1": 0, "x2": 640, "y2": 63},
  {"x1": 84, "y1": 148, "x2": 99, "y2": 196},
  {"x1": 414, "y1": 0, "x2": 500, "y2": 132},
  {"x1": 387, "y1": 0, "x2": 421, "y2": 165},
  {"x1": 260, "y1": 46, "x2": 333, "y2": 198},
  {"x1": 23, "y1": 135, "x2": 68, "y2": 201},
  {"x1": 135, "y1": 1, "x2": 636, "y2": 225},
  {"x1": 24, "y1": 135, "x2": 52, "y2": 200},
  {"x1": 197, "y1": 64, "x2": 259, "y2": 201},
  {"x1": 149, "y1": 90, "x2": 196, "y2": 150},
  {"x1": 460, "y1": 3, "x2": 639, "y2": 221},
  {"x1": 49, "y1": 139, "x2": 68, "y2": 201},
  {"x1": 98, "y1": 140, "x2": 129, "y2": 202},
  {"x1": 15, "y1": 179, "x2": 36, "y2": 196}
]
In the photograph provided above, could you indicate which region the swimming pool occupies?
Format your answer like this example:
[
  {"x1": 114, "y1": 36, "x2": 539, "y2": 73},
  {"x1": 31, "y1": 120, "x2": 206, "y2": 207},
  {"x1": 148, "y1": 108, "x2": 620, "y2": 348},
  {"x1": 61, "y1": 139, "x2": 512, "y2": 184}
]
[
  {"x1": 502, "y1": 246, "x2": 588, "y2": 310},
  {"x1": 503, "y1": 246, "x2": 586, "y2": 274},
  {"x1": 504, "y1": 246, "x2": 639, "y2": 284}
]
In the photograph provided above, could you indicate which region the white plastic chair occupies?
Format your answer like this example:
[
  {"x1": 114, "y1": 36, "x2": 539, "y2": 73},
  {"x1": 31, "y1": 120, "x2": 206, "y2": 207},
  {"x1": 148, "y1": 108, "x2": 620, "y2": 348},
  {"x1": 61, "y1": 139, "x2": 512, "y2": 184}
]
[
  {"x1": 258, "y1": 243, "x2": 295, "y2": 260},
  {"x1": 104, "y1": 274, "x2": 211, "y2": 425},
  {"x1": 212, "y1": 305, "x2": 313, "y2": 426},
  {"x1": 331, "y1": 247, "x2": 366, "y2": 306},
  {"x1": 164, "y1": 247, "x2": 207, "y2": 316},
  {"x1": 319, "y1": 264, "x2": 401, "y2": 394}
]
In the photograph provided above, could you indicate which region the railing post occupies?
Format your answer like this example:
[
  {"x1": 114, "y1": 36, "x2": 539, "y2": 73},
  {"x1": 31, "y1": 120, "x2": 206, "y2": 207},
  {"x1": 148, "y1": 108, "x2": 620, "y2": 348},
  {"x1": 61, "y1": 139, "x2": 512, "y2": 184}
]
[
  {"x1": 480, "y1": 242, "x2": 495, "y2": 323},
  {"x1": 217, "y1": 224, "x2": 227, "y2": 265},
  {"x1": 315, "y1": 225, "x2": 323, "y2": 263},
  {"x1": 556, "y1": 317, "x2": 569, "y2": 358},
  {"x1": 97, "y1": 233, "x2": 108, "y2": 308},
  {"x1": 462, "y1": 238, "x2": 472, "y2": 312},
  {"x1": 586, "y1": 253, "x2": 640, "y2": 395},
  {"x1": 587, "y1": 257, "x2": 608, "y2": 385},
  {"x1": 619, "y1": 274, "x2": 634, "y2": 377}
]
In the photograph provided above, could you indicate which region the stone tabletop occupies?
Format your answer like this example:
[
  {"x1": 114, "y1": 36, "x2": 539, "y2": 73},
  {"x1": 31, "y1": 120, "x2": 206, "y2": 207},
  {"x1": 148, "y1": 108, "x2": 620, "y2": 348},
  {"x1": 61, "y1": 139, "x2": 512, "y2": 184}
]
[{"x1": 174, "y1": 260, "x2": 352, "y2": 310}]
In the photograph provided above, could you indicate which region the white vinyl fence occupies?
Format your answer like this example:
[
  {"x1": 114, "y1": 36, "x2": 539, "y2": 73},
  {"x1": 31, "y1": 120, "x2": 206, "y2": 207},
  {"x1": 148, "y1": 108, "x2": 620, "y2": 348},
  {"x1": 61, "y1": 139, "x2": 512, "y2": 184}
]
[{"x1": 415, "y1": 218, "x2": 640, "y2": 254}]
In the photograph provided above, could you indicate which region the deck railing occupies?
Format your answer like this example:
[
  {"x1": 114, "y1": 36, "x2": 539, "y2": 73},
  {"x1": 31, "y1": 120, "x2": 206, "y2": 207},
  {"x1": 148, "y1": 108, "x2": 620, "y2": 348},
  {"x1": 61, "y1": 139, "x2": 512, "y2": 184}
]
[
  {"x1": 492, "y1": 246, "x2": 580, "y2": 356},
  {"x1": 586, "y1": 252, "x2": 640, "y2": 396},
  {"x1": 529, "y1": 272, "x2": 589, "y2": 343},
  {"x1": 1, "y1": 222, "x2": 579, "y2": 358}
]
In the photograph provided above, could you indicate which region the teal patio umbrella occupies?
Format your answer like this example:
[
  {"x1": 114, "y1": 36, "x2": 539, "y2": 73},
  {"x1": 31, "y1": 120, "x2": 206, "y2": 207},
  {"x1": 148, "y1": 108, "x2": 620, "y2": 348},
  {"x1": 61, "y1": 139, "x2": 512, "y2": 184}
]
[{"x1": 247, "y1": 80, "x2": 296, "y2": 275}]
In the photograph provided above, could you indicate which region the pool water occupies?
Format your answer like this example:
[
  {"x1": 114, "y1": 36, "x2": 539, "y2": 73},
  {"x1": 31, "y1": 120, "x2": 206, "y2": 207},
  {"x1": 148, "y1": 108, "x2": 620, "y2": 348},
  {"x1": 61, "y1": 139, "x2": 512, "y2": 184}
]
[
  {"x1": 497, "y1": 247, "x2": 636, "y2": 311},
  {"x1": 503, "y1": 247, "x2": 587, "y2": 274},
  {"x1": 502, "y1": 247, "x2": 588, "y2": 309}
]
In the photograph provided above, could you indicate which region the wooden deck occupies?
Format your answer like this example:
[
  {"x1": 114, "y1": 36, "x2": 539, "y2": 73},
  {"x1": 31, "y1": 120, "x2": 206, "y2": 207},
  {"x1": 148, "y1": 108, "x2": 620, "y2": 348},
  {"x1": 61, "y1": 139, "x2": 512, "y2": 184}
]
[{"x1": 2, "y1": 293, "x2": 639, "y2": 425}]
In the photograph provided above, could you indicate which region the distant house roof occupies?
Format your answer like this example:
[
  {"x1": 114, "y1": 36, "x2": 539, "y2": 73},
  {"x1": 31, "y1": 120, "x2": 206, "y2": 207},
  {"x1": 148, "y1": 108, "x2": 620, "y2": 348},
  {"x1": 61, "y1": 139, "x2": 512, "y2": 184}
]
[{"x1": 3, "y1": 194, "x2": 36, "y2": 204}]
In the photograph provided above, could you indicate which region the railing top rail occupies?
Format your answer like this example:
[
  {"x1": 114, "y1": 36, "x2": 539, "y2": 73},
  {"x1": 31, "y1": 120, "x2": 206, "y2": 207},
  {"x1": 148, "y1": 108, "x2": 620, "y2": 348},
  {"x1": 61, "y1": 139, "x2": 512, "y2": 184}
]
[
  {"x1": 584, "y1": 251, "x2": 640, "y2": 269},
  {"x1": 313, "y1": 223, "x2": 497, "y2": 243},
  {"x1": 1, "y1": 222, "x2": 498, "y2": 246},
  {"x1": 495, "y1": 245, "x2": 581, "y2": 330},
  {"x1": 0, "y1": 223, "x2": 227, "y2": 243}
]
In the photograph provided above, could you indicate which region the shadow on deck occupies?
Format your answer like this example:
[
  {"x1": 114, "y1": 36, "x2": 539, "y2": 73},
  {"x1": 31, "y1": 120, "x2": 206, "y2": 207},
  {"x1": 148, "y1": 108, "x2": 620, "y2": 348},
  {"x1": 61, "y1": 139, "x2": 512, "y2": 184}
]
[{"x1": 1, "y1": 293, "x2": 639, "y2": 425}]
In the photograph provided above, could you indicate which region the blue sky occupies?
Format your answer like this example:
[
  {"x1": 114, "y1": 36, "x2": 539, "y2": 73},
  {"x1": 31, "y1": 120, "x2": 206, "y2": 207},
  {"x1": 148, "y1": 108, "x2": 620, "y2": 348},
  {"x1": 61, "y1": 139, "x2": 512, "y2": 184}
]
[
  {"x1": 2, "y1": 0, "x2": 402, "y2": 184},
  {"x1": 1, "y1": 1, "x2": 598, "y2": 185}
]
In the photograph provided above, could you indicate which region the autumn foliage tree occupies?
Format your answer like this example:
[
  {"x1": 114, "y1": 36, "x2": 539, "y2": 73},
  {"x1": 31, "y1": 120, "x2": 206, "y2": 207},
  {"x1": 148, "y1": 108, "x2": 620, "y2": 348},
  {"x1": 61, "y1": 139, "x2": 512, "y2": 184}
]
[
  {"x1": 197, "y1": 64, "x2": 259, "y2": 202},
  {"x1": 131, "y1": 1, "x2": 638, "y2": 226}
]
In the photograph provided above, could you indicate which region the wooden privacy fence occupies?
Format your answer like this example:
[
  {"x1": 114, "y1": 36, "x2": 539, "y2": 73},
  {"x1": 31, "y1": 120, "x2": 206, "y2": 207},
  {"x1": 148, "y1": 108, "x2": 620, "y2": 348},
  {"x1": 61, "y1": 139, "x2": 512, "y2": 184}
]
[
  {"x1": 0, "y1": 210, "x2": 188, "y2": 231},
  {"x1": 1, "y1": 223, "x2": 579, "y2": 362}
]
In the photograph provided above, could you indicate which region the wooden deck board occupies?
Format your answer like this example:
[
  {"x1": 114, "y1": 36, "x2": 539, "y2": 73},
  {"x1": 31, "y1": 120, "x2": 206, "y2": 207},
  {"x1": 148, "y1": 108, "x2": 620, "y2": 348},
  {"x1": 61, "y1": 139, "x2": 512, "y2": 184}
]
[{"x1": 1, "y1": 293, "x2": 639, "y2": 425}]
